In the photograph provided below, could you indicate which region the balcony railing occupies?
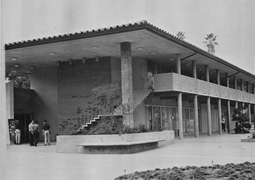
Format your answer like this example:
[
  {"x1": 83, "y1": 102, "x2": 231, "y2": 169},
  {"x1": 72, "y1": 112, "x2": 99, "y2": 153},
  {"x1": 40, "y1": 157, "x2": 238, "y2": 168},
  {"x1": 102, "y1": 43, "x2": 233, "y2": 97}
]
[{"x1": 154, "y1": 73, "x2": 255, "y2": 103}]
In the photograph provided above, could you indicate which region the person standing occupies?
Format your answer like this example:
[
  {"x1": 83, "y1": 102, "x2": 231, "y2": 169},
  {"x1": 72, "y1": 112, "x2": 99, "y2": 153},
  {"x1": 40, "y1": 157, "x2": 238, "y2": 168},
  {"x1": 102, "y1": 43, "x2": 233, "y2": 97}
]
[
  {"x1": 222, "y1": 115, "x2": 226, "y2": 132},
  {"x1": 32, "y1": 120, "x2": 39, "y2": 147},
  {"x1": 15, "y1": 120, "x2": 22, "y2": 145},
  {"x1": 28, "y1": 120, "x2": 34, "y2": 146},
  {"x1": 42, "y1": 120, "x2": 51, "y2": 146}
]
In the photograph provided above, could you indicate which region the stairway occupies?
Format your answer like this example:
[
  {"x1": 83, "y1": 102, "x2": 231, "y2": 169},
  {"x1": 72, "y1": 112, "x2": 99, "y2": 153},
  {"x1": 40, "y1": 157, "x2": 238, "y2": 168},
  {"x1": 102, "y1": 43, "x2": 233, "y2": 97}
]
[
  {"x1": 79, "y1": 115, "x2": 102, "y2": 130},
  {"x1": 132, "y1": 89, "x2": 151, "y2": 112},
  {"x1": 79, "y1": 89, "x2": 151, "y2": 131}
]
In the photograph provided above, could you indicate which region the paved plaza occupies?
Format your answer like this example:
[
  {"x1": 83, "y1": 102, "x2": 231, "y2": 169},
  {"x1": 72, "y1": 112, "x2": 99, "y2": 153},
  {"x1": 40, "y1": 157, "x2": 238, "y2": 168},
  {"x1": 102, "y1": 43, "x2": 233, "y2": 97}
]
[{"x1": 1, "y1": 133, "x2": 255, "y2": 180}]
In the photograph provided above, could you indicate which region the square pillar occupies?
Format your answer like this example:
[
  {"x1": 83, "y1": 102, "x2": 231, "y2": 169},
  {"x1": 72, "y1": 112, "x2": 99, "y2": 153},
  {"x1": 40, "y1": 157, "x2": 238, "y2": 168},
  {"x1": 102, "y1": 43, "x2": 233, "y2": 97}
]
[
  {"x1": 176, "y1": 54, "x2": 181, "y2": 74},
  {"x1": 194, "y1": 95, "x2": 199, "y2": 137},
  {"x1": 192, "y1": 60, "x2": 197, "y2": 78},
  {"x1": 226, "y1": 75, "x2": 229, "y2": 87},
  {"x1": 207, "y1": 97, "x2": 212, "y2": 135},
  {"x1": 254, "y1": 105, "x2": 255, "y2": 128},
  {"x1": 205, "y1": 65, "x2": 209, "y2": 82},
  {"x1": 235, "y1": 101, "x2": 238, "y2": 109},
  {"x1": 121, "y1": 42, "x2": 134, "y2": 127},
  {"x1": 1, "y1": 25, "x2": 7, "y2": 150},
  {"x1": 248, "y1": 104, "x2": 251, "y2": 124},
  {"x1": 178, "y1": 93, "x2": 183, "y2": 139},
  {"x1": 233, "y1": 77, "x2": 237, "y2": 89},
  {"x1": 216, "y1": 70, "x2": 220, "y2": 85},
  {"x1": 227, "y1": 100, "x2": 231, "y2": 133},
  {"x1": 218, "y1": 99, "x2": 222, "y2": 134}
]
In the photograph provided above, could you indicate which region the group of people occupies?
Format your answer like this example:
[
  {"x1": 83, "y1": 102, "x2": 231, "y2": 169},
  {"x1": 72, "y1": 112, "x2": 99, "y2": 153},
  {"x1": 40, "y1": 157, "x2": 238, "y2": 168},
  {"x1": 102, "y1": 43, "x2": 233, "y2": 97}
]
[
  {"x1": 28, "y1": 120, "x2": 51, "y2": 146},
  {"x1": 15, "y1": 119, "x2": 51, "y2": 146}
]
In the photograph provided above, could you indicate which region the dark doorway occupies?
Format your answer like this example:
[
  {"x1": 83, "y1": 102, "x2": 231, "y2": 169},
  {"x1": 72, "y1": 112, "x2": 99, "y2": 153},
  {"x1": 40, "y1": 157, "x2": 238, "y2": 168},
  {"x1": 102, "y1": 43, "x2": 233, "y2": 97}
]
[{"x1": 14, "y1": 114, "x2": 33, "y2": 143}]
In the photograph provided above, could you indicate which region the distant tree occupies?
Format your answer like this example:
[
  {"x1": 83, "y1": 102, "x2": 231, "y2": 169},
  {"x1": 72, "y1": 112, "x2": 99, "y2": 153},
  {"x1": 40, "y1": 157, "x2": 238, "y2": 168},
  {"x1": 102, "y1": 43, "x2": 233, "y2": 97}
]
[
  {"x1": 203, "y1": 33, "x2": 218, "y2": 55},
  {"x1": 176, "y1": 31, "x2": 186, "y2": 40},
  {"x1": 232, "y1": 106, "x2": 251, "y2": 134},
  {"x1": 6, "y1": 70, "x2": 30, "y2": 89}
]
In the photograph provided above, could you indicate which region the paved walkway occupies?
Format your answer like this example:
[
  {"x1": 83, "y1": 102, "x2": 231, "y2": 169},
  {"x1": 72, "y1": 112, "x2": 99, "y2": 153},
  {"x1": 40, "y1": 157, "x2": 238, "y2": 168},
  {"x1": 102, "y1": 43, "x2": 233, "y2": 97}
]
[{"x1": 1, "y1": 133, "x2": 255, "y2": 180}]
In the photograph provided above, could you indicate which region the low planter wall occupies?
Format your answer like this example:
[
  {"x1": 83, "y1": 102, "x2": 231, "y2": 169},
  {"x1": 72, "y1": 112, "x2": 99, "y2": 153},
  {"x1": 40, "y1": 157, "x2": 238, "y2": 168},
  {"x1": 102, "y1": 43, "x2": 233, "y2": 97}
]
[
  {"x1": 57, "y1": 130, "x2": 174, "y2": 154},
  {"x1": 241, "y1": 138, "x2": 255, "y2": 142}
]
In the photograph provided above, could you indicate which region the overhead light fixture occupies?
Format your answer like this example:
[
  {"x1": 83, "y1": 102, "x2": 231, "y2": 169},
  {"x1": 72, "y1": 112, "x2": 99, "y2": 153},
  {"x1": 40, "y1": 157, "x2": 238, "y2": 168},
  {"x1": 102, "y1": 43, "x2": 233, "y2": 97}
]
[
  {"x1": 136, "y1": 47, "x2": 143, "y2": 51},
  {"x1": 49, "y1": 52, "x2": 56, "y2": 55},
  {"x1": 169, "y1": 58, "x2": 174, "y2": 61},
  {"x1": 30, "y1": 66, "x2": 35, "y2": 70},
  {"x1": 92, "y1": 46, "x2": 99, "y2": 49},
  {"x1": 12, "y1": 57, "x2": 18, "y2": 61},
  {"x1": 14, "y1": 64, "x2": 19, "y2": 68},
  {"x1": 150, "y1": 52, "x2": 157, "y2": 55}
]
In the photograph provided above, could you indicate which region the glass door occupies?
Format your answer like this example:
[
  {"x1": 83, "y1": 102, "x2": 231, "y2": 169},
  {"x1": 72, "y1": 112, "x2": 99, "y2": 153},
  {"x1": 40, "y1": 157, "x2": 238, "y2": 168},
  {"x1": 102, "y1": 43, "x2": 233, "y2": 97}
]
[
  {"x1": 161, "y1": 107, "x2": 169, "y2": 130},
  {"x1": 183, "y1": 108, "x2": 194, "y2": 134},
  {"x1": 153, "y1": 107, "x2": 161, "y2": 131}
]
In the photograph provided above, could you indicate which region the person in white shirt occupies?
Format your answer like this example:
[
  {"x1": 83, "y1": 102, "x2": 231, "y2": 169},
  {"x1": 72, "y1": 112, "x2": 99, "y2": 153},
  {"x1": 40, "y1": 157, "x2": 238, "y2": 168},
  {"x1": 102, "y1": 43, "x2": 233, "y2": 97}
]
[{"x1": 28, "y1": 120, "x2": 34, "y2": 146}]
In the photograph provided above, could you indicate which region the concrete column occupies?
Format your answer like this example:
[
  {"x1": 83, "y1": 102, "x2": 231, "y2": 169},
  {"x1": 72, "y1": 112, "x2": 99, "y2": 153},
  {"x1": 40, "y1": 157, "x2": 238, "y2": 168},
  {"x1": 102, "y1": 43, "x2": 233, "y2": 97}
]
[
  {"x1": 178, "y1": 93, "x2": 183, "y2": 139},
  {"x1": 1, "y1": 11, "x2": 7, "y2": 151},
  {"x1": 248, "y1": 104, "x2": 251, "y2": 124},
  {"x1": 218, "y1": 99, "x2": 222, "y2": 134},
  {"x1": 205, "y1": 65, "x2": 209, "y2": 82},
  {"x1": 254, "y1": 105, "x2": 255, "y2": 128},
  {"x1": 216, "y1": 70, "x2": 220, "y2": 84},
  {"x1": 6, "y1": 82, "x2": 14, "y2": 145},
  {"x1": 233, "y1": 77, "x2": 237, "y2": 89},
  {"x1": 121, "y1": 42, "x2": 134, "y2": 127},
  {"x1": 194, "y1": 95, "x2": 199, "y2": 137},
  {"x1": 207, "y1": 97, "x2": 212, "y2": 135},
  {"x1": 192, "y1": 60, "x2": 197, "y2": 78},
  {"x1": 252, "y1": 84, "x2": 255, "y2": 94},
  {"x1": 227, "y1": 100, "x2": 231, "y2": 133},
  {"x1": 235, "y1": 102, "x2": 238, "y2": 109},
  {"x1": 226, "y1": 75, "x2": 229, "y2": 87},
  {"x1": 176, "y1": 54, "x2": 181, "y2": 74}
]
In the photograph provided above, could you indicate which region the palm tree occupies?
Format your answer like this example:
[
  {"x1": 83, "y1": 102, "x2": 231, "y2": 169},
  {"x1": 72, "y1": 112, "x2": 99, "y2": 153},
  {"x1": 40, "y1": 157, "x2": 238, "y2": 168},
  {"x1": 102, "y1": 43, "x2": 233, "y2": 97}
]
[
  {"x1": 203, "y1": 33, "x2": 218, "y2": 55},
  {"x1": 176, "y1": 31, "x2": 186, "y2": 40}
]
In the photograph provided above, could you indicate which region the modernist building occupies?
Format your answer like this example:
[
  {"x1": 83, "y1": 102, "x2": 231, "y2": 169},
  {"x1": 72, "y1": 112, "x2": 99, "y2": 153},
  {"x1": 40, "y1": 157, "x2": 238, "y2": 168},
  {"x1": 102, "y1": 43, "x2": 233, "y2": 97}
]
[{"x1": 5, "y1": 21, "x2": 255, "y2": 142}]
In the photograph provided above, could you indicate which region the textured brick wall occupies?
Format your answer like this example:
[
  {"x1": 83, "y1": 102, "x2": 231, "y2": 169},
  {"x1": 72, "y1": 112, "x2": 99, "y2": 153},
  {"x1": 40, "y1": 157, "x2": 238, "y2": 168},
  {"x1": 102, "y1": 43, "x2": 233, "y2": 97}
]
[{"x1": 57, "y1": 57, "x2": 111, "y2": 134}]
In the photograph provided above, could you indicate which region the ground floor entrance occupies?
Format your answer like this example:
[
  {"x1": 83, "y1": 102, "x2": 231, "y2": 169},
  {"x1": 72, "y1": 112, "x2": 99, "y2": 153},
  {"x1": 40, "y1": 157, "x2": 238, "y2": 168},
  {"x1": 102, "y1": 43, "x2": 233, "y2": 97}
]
[
  {"x1": 14, "y1": 114, "x2": 32, "y2": 143},
  {"x1": 146, "y1": 105, "x2": 197, "y2": 137}
]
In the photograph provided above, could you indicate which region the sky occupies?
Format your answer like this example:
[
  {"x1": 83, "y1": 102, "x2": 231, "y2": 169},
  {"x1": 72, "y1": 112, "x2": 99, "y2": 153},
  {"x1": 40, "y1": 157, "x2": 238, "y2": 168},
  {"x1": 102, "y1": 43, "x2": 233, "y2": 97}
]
[{"x1": 2, "y1": 0, "x2": 255, "y2": 74}]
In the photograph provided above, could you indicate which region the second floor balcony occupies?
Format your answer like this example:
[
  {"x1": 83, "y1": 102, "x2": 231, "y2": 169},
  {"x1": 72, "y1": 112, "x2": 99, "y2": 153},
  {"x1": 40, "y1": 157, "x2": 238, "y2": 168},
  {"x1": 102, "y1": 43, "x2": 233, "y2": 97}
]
[{"x1": 154, "y1": 73, "x2": 255, "y2": 104}]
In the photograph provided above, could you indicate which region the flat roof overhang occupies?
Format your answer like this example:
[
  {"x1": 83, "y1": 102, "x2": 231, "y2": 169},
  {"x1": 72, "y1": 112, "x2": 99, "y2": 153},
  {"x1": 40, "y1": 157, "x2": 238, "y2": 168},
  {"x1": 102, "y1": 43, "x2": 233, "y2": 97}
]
[{"x1": 5, "y1": 21, "x2": 255, "y2": 84}]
